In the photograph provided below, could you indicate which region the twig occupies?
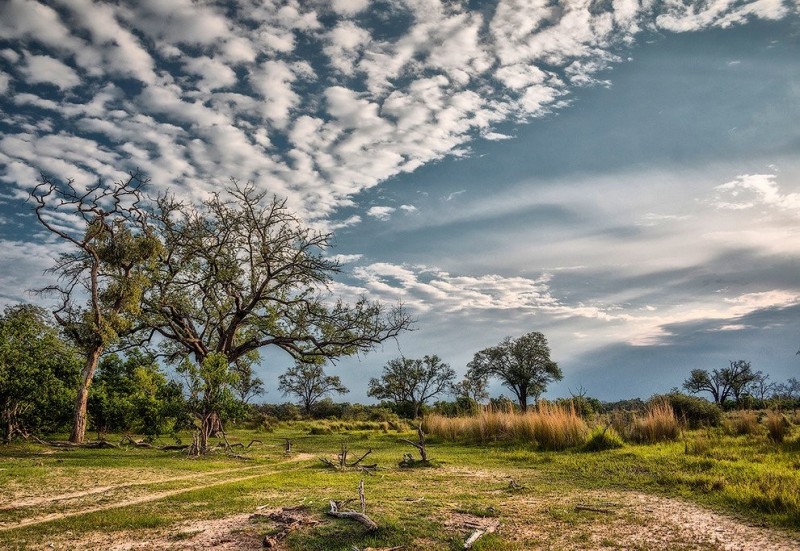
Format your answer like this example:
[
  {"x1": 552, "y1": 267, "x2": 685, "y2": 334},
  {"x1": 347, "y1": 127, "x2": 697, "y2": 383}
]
[
  {"x1": 348, "y1": 448, "x2": 373, "y2": 467},
  {"x1": 574, "y1": 505, "x2": 615, "y2": 514}
]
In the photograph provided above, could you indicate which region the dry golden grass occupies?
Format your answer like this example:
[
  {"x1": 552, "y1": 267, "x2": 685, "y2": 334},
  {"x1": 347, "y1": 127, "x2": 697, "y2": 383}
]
[
  {"x1": 628, "y1": 399, "x2": 680, "y2": 444},
  {"x1": 765, "y1": 411, "x2": 791, "y2": 443},
  {"x1": 423, "y1": 402, "x2": 588, "y2": 450}
]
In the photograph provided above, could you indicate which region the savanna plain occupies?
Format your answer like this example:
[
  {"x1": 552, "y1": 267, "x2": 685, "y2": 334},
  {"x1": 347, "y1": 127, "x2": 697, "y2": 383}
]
[{"x1": 2, "y1": 407, "x2": 800, "y2": 550}]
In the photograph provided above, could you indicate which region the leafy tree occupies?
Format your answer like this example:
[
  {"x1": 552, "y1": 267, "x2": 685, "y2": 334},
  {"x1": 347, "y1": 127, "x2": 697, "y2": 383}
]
[
  {"x1": 0, "y1": 305, "x2": 81, "y2": 442},
  {"x1": 683, "y1": 369, "x2": 728, "y2": 404},
  {"x1": 145, "y1": 182, "x2": 411, "y2": 440},
  {"x1": 367, "y1": 355, "x2": 456, "y2": 418},
  {"x1": 278, "y1": 359, "x2": 349, "y2": 414},
  {"x1": 467, "y1": 331, "x2": 562, "y2": 412},
  {"x1": 453, "y1": 370, "x2": 489, "y2": 413},
  {"x1": 30, "y1": 172, "x2": 161, "y2": 442},
  {"x1": 725, "y1": 360, "x2": 757, "y2": 406}
]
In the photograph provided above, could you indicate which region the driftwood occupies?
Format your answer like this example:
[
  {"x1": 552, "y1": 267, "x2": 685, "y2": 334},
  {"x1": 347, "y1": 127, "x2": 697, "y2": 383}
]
[
  {"x1": 328, "y1": 500, "x2": 378, "y2": 531},
  {"x1": 463, "y1": 519, "x2": 500, "y2": 549},
  {"x1": 327, "y1": 479, "x2": 378, "y2": 531}
]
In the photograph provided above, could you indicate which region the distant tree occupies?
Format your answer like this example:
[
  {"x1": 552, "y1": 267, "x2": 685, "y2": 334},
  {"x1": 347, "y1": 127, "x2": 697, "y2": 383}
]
[
  {"x1": 683, "y1": 369, "x2": 729, "y2": 404},
  {"x1": 467, "y1": 331, "x2": 562, "y2": 412},
  {"x1": 278, "y1": 359, "x2": 349, "y2": 414},
  {"x1": 683, "y1": 361, "x2": 758, "y2": 408},
  {"x1": 0, "y1": 304, "x2": 81, "y2": 442},
  {"x1": 748, "y1": 370, "x2": 774, "y2": 403},
  {"x1": 725, "y1": 360, "x2": 757, "y2": 406},
  {"x1": 230, "y1": 352, "x2": 265, "y2": 404},
  {"x1": 368, "y1": 355, "x2": 456, "y2": 418},
  {"x1": 455, "y1": 370, "x2": 489, "y2": 404},
  {"x1": 30, "y1": 171, "x2": 161, "y2": 443}
]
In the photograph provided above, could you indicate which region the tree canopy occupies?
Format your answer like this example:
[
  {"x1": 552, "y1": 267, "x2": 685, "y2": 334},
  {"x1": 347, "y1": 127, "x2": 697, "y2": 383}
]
[
  {"x1": 367, "y1": 355, "x2": 456, "y2": 418},
  {"x1": 146, "y1": 181, "x2": 412, "y2": 367},
  {"x1": 467, "y1": 331, "x2": 562, "y2": 412}
]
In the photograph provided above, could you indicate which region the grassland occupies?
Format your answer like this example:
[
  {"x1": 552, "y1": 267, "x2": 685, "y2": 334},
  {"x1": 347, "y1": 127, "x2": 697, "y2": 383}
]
[{"x1": 1, "y1": 419, "x2": 799, "y2": 550}]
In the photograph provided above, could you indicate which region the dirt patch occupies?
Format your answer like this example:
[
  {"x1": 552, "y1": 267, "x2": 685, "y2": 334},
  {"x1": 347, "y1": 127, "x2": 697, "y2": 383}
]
[{"x1": 499, "y1": 489, "x2": 800, "y2": 550}]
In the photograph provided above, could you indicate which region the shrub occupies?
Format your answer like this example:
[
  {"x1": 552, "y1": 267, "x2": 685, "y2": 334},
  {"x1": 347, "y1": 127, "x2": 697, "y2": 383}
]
[
  {"x1": 662, "y1": 392, "x2": 722, "y2": 428},
  {"x1": 628, "y1": 399, "x2": 679, "y2": 443},
  {"x1": 766, "y1": 411, "x2": 791, "y2": 443},
  {"x1": 582, "y1": 425, "x2": 624, "y2": 451}
]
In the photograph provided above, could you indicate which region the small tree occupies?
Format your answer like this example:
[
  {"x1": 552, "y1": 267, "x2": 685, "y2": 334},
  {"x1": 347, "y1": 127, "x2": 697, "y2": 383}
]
[
  {"x1": 725, "y1": 360, "x2": 757, "y2": 407},
  {"x1": 178, "y1": 352, "x2": 240, "y2": 454},
  {"x1": 0, "y1": 305, "x2": 81, "y2": 442},
  {"x1": 30, "y1": 171, "x2": 160, "y2": 443},
  {"x1": 278, "y1": 359, "x2": 349, "y2": 414},
  {"x1": 467, "y1": 331, "x2": 562, "y2": 412},
  {"x1": 454, "y1": 370, "x2": 489, "y2": 412},
  {"x1": 367, "y1": 355, "x2": 456, "y2": 418}
]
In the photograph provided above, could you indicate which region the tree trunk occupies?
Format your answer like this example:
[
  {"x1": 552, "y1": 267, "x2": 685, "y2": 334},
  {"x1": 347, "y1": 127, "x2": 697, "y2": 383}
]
[{"x1": 69, "y1": 345, "x2": 103, "y2": 444}]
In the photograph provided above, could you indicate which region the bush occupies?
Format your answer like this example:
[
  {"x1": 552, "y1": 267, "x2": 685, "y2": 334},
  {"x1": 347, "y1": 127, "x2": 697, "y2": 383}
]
[
  {"x1": 582, "y1": 425, "x2": 624, "y2": 451},
  {"x1": 662, "y1": 392, "x2": 722, "y2": 428}
]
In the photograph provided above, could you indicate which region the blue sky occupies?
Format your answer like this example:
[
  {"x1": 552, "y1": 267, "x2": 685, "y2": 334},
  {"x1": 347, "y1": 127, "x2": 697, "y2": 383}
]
[{"x1": 1, "y1": 0, "x2": 799, "y2": 402}]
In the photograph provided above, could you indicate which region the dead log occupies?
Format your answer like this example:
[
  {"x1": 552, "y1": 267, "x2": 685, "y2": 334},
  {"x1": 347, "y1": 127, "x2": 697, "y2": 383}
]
[{"x1": 348, "y1": 448, "x2": 373, "y2": 467}]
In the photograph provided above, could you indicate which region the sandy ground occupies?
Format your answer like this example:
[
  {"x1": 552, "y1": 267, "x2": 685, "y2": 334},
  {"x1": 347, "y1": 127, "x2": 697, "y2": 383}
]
[{"x1": 17, "y1": 490, "x2": 797, "y2": 550}]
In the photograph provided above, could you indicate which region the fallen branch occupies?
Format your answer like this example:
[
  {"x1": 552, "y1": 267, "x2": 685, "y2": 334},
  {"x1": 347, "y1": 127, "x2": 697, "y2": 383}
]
[
  {"x1": 348, "y1": 448, "x2": 373, "y2": 467},
  {"x1": 30, "y1": 435, "x2": 118, "y2": 449},
  {"x1": 463, "y1": 519, "x2": 499, "y2": 549},
  {"x1": 328, "y1": 500, "x2": 378, "y2": 531},
  {"x1": 399, "y1": 425, "x2": 428, "y2": 462},
  {"x1": 327, "y1": 479, "x2": 378, "y2": 531}
]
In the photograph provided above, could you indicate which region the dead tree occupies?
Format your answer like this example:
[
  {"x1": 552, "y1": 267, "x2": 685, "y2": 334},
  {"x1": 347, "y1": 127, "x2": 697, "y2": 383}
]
[{"x1": 399, "y1": 425, "x2": 430, "y2": 466}]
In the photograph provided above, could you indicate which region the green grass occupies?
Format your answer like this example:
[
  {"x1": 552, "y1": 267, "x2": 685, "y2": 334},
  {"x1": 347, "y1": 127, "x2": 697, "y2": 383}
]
[{"x1": 1, "y1": 423, "x2": 799, "y2": 549}]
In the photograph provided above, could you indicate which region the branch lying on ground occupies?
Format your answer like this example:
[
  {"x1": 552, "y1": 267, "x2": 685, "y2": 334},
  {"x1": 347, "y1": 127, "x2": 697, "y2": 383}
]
[{"x1": 463, "y1": 519, "x2": 500, "y2": 549}]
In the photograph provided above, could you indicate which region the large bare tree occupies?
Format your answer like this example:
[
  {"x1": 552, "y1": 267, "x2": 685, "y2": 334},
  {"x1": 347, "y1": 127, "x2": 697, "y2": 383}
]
[{"x1": 30, "y1": 171, "x2": 160, "y2": 443}]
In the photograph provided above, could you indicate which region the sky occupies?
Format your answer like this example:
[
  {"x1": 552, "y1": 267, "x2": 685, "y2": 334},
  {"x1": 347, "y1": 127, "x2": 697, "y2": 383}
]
[{"x1": 1, "y1": 0, "x2": 799, "y2": 403}]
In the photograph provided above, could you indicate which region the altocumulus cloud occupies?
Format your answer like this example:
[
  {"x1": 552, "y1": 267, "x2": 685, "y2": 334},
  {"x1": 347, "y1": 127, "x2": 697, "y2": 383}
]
[{"x1": 1, "y1": 0, "x2": 795, "y2": 221}]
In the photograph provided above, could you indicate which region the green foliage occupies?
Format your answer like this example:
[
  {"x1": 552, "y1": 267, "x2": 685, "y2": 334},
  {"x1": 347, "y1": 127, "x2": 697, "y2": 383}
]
[
  {"x1": 278, "y1": 359, "x2": 349, "y2": 414},
  {"x1": 367, "y1": 355, "x2": 456, "y2": 418},
  {"x1": 89, "y1": 351, "x2": 188, "y2": 437},
  {"x1": 0, "y1": 304, "x2": 81, "y2": 441},
  {"x1": 467, "y1": 331, "x2": 562, "y2": 411},
  {"x1": 582, "y1": 425, "x2": 624, "y2": 452},
  {"x1": 660, "y1": 392, "x2": 722, "y2": 428}
]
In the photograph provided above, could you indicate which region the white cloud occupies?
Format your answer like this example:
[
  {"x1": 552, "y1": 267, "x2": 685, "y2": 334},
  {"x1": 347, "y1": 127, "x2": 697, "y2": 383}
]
[
  {"x1": 19, "y1": 54, "x2": 81, "y2": 90},
  {"x1": 330, "y1": 0, "x2": 369, "y2": 16},
  {"x1": 399, "y1": 204, "x2": 418, "y2": 213},
  {"x1": 712, "y1": 173, "x2": 800, "y2": 211},
  {"x1": 366, "y1": 206, "x2": 396, "y2": 221},
  {"x1": 327, "y1": 253, "x2": 363, "y2": 264}
]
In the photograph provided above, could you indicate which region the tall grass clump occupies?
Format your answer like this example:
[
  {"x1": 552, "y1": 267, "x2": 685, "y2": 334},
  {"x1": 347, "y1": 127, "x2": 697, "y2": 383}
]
[
  {"x1": 765, "y1": 411, "x2": 791, "y2": 443},
  {"x1": 726, "y1": 410, "x2": 761, "y2": 436},
  {"x1": 423, "y1": 402, "x2": 588, "y2": 450},
  {"x1": 582, "y1": 424, "x2": 624, "y2": 452},
  {"x1": 628, "y1": 399, "x2": 680, "y2": 443}
]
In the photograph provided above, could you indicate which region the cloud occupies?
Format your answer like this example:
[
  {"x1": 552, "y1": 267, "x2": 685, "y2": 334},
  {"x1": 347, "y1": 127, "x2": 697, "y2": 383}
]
[
  {"x1": 399, "y1": 204, "x2": 418, "y2": 213},
  {"x1": 712, "y1": 173, "x2": 800, "y2": 211},
  {"x1": 366, "y1": 206, "x2": 396, "y2": 221},
  {"x1": 19, "y1": 54, "x2": 81, "y2": 89},
  {"x1": 327, "y1": 253, "x2": 363, "y2": 264}
]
